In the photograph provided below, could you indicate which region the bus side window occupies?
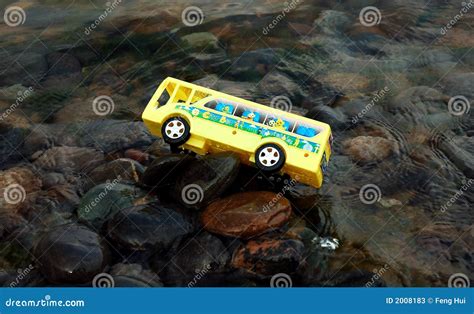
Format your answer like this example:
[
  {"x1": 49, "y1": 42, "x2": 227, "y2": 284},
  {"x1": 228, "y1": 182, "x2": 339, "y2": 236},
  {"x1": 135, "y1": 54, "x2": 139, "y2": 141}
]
[
  {"x1": 157, "y1": 88, "x2": 170, "y2": 106},
  {"x1": 234, "y1": 106, "x2": 264, "y2": 123},
  {"x1": 204, "y1": 100, "x2": 218, "y2": 110},
  {"x1": 266, "y1": 116, "x2": 292, "y2": 131},
  {"x1": 294, "y1": 123, "x2": 318, "y2": 137},
  {"x1": 216, "y1": 101, "x2": 234, "y2": 114}
]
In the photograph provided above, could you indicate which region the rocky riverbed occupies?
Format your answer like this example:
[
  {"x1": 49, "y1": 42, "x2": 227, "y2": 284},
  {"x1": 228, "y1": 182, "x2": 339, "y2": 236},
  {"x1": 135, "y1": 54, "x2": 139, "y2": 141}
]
[{"x1": 0, "y1": 0, "x2": 473, "y2": 287}]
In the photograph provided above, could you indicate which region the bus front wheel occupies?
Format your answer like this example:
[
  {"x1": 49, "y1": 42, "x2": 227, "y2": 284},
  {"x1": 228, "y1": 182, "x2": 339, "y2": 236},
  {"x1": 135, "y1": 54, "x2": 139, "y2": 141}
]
[
  {"x1": 161, "y1": 117, "x2": 190, "y2": 146},
  {"x1": 255, "y1": 144, "x2": 285, "y2": 172}
]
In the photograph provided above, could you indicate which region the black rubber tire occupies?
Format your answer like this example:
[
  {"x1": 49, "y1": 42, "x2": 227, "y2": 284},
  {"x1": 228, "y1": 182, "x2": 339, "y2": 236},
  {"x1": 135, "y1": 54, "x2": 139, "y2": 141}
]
[
  {"x1": 161, "y1": 117, "x2": 190, "y2": 146},
  {"x1": 255, "y1": 143, "x2": 285, "y2": 172}
]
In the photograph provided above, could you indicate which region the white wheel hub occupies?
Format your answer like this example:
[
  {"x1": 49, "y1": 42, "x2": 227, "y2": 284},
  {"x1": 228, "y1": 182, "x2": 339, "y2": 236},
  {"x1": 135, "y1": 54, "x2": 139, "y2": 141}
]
[
  {"x1": 164, "y1": 119, "x2": 185, "y2": 139},
  {"x1": 258, "y1": 147, "x2": 280, "y2": 166}
]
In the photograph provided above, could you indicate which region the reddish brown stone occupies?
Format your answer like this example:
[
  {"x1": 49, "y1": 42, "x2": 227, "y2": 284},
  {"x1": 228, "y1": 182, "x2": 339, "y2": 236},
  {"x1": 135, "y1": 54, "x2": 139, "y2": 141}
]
[
  {"x1": 343, "y1": 136, "x2": 396, "y2": 163},
  {"x1": 232, "y1": 238, "x2": 304, "y2": 275},
  {"x1": 124, "y1": 149, "x2": 150, "y2": 164},
  {"x1": 201, "y1": 191, "x2": 291, "y2": 239}
]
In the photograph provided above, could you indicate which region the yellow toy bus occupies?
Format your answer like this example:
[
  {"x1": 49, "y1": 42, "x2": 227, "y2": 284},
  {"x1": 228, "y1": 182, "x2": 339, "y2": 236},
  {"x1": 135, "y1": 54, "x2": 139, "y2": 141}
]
[{"x1": 142, "y1": 77, "x2": 332, "y2": 188}]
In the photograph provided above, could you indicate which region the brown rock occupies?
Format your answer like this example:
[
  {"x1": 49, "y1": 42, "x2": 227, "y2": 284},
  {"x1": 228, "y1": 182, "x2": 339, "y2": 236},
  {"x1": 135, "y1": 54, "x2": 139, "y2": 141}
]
[
  {"x1": 201, "y1": 191, "x2": 291, "y2": 239},
  {"x1": 32, "y1": 146, "x2": 105, "y2": 174},
  {"x1": 124, "y1": 149, "x2": 150, "y2": 164},
  {"x1": 0, "y1": 167, "x2": 42, "y2": 212},
  {"x1": 343, "y1": 136, "x2": 396, "y2": 163},
  {"x1": 232, "y1": 238, "x2": 304, "y2": 275}
]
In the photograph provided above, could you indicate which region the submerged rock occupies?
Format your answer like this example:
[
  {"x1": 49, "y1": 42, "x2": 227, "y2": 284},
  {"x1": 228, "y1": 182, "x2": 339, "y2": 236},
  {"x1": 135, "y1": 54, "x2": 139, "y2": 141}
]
[
  {"x1": 173, "y1": 152, "x2": 240, "y2": 209},
  {"x1": 34, "y1": 224, "x2": 109, "y2": 284},
  {"x1": 106, "y1": 203, "x2": 194, "y2": 253},
  {"x1": 83, "y1": 158, "x2": 144, "y2": 192},
  {"x1": 305, "y1": 105, "x2": 347, "y2": 130},
  {"x1": 202, "y1": 191, "x2": 292, "y2": 239},
  {"x1": 32, "y1": 146, "x2": 105, "y2": 174},
  {"x1": 77, "y1": 183, "x2": 149, "y2": 230},
  {"x1": 109, "y1": 263, "x2": 163, "y2": 287},
  {"x1": 141, "y1": 154, "x2": 192, "y2": 188},
  {"x1": 159, "y1": 232, "x2": 230, "y2": 286},
  {"x1": 232, "y1": 238, "x2": 304, "y2": 275},
  {"x1": 0, "y1": 51, "x2": 47, "y2": 86},
  {"x1": 439, "y1": 136, "x2": 474, "y2": 178},
  {"x1": 0, "y1": 167, "x2": 42, "y2": 212},
  {"x1": 228, "y1": 48, "x2": 283, "y2": 80},
  {"x1": 343, "y1": 136, "x2": 397, "y2": 163},
  {"x1": 31, "y1": 120, "x2": 154, "y2": 153}
]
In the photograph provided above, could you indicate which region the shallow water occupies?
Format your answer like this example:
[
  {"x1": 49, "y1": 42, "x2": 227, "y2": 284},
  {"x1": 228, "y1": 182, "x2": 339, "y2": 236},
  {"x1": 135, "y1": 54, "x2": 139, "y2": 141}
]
[{"x1": 0, "y1": 0, "x2": 472, "y2": 287}]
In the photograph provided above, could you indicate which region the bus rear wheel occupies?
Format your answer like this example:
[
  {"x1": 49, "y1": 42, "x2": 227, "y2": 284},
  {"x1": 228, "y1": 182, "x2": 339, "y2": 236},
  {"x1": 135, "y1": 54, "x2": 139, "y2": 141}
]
[
  {"x1": 255, "y1": 144, "x2": 285, "y2": 172},
  {"x1": 161, "y1": 117, "x2": 190, "y2": 146}
]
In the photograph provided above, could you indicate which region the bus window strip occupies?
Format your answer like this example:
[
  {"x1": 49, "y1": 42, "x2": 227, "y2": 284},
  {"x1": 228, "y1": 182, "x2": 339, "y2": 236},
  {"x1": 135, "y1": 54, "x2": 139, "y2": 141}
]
[
  {"x1": 201, "y1": 99, "x2": 320, "y2": 139},
  {"x1": 178, "y1": 104, "x2": 321, "y2": 155}
]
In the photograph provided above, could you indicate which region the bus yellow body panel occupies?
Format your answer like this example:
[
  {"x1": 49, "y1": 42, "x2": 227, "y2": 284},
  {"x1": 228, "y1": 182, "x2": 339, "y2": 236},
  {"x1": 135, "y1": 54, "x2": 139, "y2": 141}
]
[{"x1": 142, "y1": 77, "x2": 332, "y2": 188}]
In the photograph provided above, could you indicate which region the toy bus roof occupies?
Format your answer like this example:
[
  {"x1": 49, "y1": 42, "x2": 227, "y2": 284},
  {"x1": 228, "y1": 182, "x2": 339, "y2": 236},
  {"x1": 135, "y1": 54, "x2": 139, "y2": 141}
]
[{"x1": 161, "y1": 77, "x2": 331, "y2": 131}]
